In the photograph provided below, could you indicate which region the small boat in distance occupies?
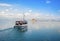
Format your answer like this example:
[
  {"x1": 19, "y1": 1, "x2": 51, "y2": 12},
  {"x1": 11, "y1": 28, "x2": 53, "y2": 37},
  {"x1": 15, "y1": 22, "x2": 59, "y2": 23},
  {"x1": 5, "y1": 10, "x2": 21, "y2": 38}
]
[{"x1": 14, "y1": 13, "x2": 28, "y2": 32}]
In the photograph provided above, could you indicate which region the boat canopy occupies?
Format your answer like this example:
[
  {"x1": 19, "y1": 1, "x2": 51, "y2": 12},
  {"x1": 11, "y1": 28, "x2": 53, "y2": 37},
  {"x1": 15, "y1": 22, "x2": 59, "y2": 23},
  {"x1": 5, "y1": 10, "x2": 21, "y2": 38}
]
[{"x1": 15, "y1": 20, "x2": 27, "y2": 25}]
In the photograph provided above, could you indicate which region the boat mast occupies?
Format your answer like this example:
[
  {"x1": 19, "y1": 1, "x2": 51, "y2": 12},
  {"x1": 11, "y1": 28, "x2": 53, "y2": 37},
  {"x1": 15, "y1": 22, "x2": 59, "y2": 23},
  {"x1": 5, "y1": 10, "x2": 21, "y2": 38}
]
[{"x1": 23, "y1": 12, "x2": 25, "y2": 21}]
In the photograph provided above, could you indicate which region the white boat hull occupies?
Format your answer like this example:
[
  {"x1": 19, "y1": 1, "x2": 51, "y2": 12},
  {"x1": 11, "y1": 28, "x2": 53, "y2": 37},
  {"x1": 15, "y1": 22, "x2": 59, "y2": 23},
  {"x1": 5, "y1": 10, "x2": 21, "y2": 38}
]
[{"x1": 14, "y1": 25, "x2": 27, "y2": 32}]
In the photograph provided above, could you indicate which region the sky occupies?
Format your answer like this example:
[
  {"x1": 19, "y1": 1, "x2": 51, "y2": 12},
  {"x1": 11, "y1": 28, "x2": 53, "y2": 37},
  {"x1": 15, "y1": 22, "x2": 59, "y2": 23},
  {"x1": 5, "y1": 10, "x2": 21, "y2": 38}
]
[{"x1": 0, "y1": 0, "x2": 60, "y2": 20}]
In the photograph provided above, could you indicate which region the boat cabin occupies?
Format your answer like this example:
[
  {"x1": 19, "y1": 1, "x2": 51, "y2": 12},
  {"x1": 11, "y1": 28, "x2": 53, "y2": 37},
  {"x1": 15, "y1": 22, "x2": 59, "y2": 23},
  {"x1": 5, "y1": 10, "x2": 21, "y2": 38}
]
[{"x1": 15, "y1": 21, "x2": 27, "y2": 25}]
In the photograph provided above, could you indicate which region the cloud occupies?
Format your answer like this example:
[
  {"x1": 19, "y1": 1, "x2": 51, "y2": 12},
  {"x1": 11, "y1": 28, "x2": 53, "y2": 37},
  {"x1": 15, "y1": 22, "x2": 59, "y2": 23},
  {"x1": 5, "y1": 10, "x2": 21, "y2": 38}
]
[
  {"x1": 58, "y1": 10, "x2": 60, "y2": 13},
  {"x1": 28, "y1": 9, "x2": 32, "y2": 12},
  {"x1": 46, "y1": 0, "x2": 51, "y2": 4},
  {"x1": 0, "y1": 3, "x2": 12, "y2": 7},
  {"x1": 5, "y1": 9, "x2": 9, "y2": 11},
  {"x1": 0, "y1": 11, "x2": 60, "y2": 20},
  {"x1": 0, "y1": 11, "x2": 5, "y2": 14},
  {"x1": 0, "y1": 13, "x2": 23, "y2": 19},
  {"x1": 0, "y1": 3, "x2": 60, "y2": 21}
]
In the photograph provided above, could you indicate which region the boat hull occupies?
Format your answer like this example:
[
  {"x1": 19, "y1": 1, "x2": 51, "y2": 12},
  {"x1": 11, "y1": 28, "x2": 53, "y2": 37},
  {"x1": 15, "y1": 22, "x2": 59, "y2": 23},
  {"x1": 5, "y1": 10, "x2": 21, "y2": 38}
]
[{"x1": 14, "y1": 25, "x2": 27, "y2": 32}]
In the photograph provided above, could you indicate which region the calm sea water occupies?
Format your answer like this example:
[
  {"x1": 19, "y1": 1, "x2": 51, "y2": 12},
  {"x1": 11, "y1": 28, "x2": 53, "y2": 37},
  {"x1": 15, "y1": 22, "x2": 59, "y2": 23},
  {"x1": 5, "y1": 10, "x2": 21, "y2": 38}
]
[{"x1": 0, "y1": 21, "x2": 60, "y2": 41}]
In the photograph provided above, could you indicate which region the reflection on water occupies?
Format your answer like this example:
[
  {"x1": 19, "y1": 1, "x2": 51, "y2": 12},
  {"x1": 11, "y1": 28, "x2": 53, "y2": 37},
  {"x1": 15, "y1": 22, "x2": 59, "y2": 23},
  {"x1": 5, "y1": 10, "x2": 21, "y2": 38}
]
[{"x1": 0, "y1": 21, "x2": 60, "y2": 41}]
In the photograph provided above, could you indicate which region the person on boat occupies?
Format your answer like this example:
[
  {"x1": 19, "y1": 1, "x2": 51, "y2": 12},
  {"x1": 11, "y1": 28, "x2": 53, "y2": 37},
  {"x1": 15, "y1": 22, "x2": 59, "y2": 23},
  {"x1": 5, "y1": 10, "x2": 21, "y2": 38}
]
[
  {"x1": 15, "y1": 21, "x2": 19, "y2": 25},
  {"x1": 19, "y1": 21, "x2": 23, "y2": 25}
]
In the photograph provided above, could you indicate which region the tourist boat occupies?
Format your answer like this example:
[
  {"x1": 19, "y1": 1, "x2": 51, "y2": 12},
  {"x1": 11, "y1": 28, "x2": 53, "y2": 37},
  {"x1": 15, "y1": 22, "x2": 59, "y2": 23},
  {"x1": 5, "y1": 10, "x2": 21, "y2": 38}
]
[{"x1": 14, "y1": 13, "x2": 28, "y2": 32}]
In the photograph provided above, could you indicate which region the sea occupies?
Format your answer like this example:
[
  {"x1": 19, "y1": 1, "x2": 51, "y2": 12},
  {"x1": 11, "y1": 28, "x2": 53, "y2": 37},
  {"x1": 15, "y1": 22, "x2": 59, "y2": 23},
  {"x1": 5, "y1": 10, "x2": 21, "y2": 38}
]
[{"x1": 0, "y1": 20, "x2": 60, "y2": 41}]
